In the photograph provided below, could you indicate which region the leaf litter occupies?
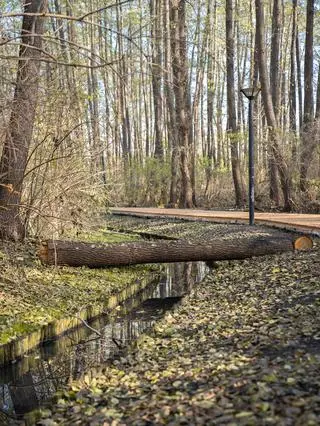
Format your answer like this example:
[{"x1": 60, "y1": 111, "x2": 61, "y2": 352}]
[{"x1": 35, "y1": 216, "x2": 320, "y2": 425}]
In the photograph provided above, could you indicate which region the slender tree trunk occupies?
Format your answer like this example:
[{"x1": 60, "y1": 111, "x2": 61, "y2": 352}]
[
  {"x1": 0, "y1": 0, "x2": 48, "y2": 240},
  {"x1": 190, "y1": 0, "x2": 207, "y2": 205},
  {"x1": 270, "y1": 0, "x2": 281, "y2": 118},
  {"x1": 289, "y1": 0, "x2": 298, "y2": 162},
  {"x1": 296, "y1": 28, "x2": 303, "y2": 131},
  {"x1": 268, "y1": 0, "x2": 281, "y2": 205},
  {"x1": 116, "y1": 3, "x2": 130, "y2": 160},
  {"x1": 165, "y1": 0, "x2": 180, "y2": 206},
  {"x1": 255, "y1": 0, "x2": 292, "y2": 211},
  {"x1": 217, "y1": 71, "x2": 226, "y2": 167},
  {"x1": 300, "y1": 0, "x2": 315, "y2": 192},
  {"x1": 316, "y1": 64, "x2": 320, "y2": 119},
  {"x1": 88, "y1": 17, "x2": 106, "y2": 185},
  {"x1": 150, "y1": 0, "x2": 164, "y2": 158},
  {"x1": 206, "y1": 0, "x2": 216, "y2": 164},
  {"x1": 169, "y1": 0, "x2": 193, "y2": 208},
  {"x1": 226, "y1": 0, "x2": 245, "y2": 208}
]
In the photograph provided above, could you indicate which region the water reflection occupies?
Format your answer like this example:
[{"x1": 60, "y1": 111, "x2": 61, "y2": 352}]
[{"x1": 0, "y1": 262, "x2": 207, "y2": 422}]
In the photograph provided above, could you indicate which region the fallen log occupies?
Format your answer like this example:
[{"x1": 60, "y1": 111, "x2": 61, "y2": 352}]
[{"x1": 38, "y1": 235, "x2": 313, "y2": 267}]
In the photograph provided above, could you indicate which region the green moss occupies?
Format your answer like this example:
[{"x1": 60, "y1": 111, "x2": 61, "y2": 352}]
[
  {"x1": 0, "y1": 230, "x2": 158, "y2": 349},
  {"x1": 66, "y1": 228, "x2": 141, "y2": 243},
  {"x1": 24, "y1": 408, "x2": 43, "y2": 426}
]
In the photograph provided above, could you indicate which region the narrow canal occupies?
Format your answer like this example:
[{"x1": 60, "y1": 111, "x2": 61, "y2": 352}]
[{"x1": 0, "y1": 262, "x2": 208, "y2": 423}]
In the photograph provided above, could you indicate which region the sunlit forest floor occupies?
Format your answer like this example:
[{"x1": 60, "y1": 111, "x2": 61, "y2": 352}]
[{"x1": 35, "y1": 217, "x2": 320, "y2": 425}]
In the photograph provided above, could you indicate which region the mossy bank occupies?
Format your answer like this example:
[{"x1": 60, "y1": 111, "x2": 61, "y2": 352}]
[{"x1": 0, "y1": 229, "x2": 158, "y2": 364}]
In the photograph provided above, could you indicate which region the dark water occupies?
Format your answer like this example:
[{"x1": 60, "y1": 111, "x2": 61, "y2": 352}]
[{"x1": 0, "y1": 262, "x2": 207, "y2": 423}]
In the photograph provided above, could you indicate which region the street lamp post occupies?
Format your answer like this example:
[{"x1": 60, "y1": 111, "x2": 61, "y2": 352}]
[{"x1": 240, "y1": 87, "x2": 260, "y2": 226}]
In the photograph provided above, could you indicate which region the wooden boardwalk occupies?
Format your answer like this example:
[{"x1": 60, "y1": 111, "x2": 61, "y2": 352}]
[{"x1": 111, "y1": 207, "x2": 320, "y2": 235}]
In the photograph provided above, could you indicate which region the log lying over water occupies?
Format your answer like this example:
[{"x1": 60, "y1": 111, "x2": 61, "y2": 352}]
[{"x1": 38, "y1": 235, "x2": 313, "y2": 267}]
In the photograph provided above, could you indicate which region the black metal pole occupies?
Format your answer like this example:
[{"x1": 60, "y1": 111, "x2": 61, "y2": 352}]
[{"x1": 248, "y1": 98, "x2": 254, "y2": 225}]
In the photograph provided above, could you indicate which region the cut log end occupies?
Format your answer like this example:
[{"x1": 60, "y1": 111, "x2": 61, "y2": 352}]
[{"x1": 294, "y1": 236, "x2": 313, "y2": 251}]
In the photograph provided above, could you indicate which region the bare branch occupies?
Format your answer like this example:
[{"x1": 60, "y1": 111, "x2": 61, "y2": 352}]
[
  {"x1": 0, "y1": 12, "x2": 149, "y2": 58},
  {"x1": 75, "y1": 315, "x2": 102, "y2": 337},
  {"x1": 24, "y1": 154, "x2": 74, "y2": 179},
  {"x1": 26, "y1": 122, "x2": 88, "y2": 169},
  {"x1": 1, "y1": 34, "x2": 106, "y2": 64},
  {"x1": 1, "y1": 12, "x2": 83, "y2": 22},
  {"x1": 1, "y1": 1, "x2": 135, "y2": 23},
  {"x1": 78, "y1": 0, "x2": 136, "y2": 20},
  {"x1": 0, "y1": 54, "x2": 122, "y2": 69}
]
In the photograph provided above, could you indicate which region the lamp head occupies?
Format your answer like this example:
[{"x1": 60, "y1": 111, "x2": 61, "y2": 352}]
[{"x1": 241, "y1": 86, "x2": 261, "y2": 100}]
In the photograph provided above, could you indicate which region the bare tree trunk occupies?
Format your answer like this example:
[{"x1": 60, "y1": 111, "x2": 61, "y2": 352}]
[
  {"x1": 270, "y1": 0, "x2": 281, "y2": 118},
  {"x1": 206, "y1": 0, "x2": 216, "y2": 166},
  {"x1": 296, "y1": 31, "x2": 303, "y2": 131},
  {"x1": 300, "y1": 0, "x2": 315, "y2": 192},
  {"x1": 88, "y1": 17, "x2": 106, "y2": 185},
  {"x1": 226, "y1": 0, "x2": 245, "y2": 208},
  {"x1": 164, "y1": 0, "x2": 180, "y2": 207},
  {"x1": 289, "y1": 0, "x2": 298, "y2": 162},
  {"x1": 0, "y1": 0, "x2": 48, "y2": 240},
  {"x1": 116, "y1": 3, "x2": 130, "y2": 160},
  {"x1": 268, "y1": 0, "x2": 281, "y2": 206},
  {"x1": 255, "y1": 0, "x2": 292, "y2": 211},
  {"x1": 150, "y1": 0, "x2": 164, "y2": 158},
  {"x1": 169, "y1": 0, "x2": 193, "y2": 208},
  {"x1": 316, "y1": 64, "x2": 320, "y2": 119},
  {"x1": 191, "y1": 0, "x2": 208, "y2": 205},
  {"x1": 216, "y1": 72, "x2": 226, "y2": 167}
]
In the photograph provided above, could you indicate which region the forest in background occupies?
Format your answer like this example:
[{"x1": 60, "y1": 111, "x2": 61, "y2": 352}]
[{"x1": 0, "y1": 0, "x2": 319, "y2": 240}]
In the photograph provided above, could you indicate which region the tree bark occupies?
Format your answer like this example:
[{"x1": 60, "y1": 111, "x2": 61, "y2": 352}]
[
  {"x1": 270, "y1": 0, "x2": 281, "y2": 118},
  {"x1": 289, "y1": 0, "x2": 297, "y2": 133},
  {"x1": 165, "y1": 0, "x2": 180, "y2": 206},
  {"x1": 39, "y1": 235, "x2": 312, "y2": 267},
  {"x1": 255, "y1": 0, "x2": 292, "y2": 211},
  {"x1": 88, "y1": 24, "x2": 106, "y2": 185},
  {"x1": 268, "y1": 0, "x2": 281, "y2": 206},
  {"x1": 226, "y1": 0, "x2": 246, "y2": 209},
  {"x1": 316, "y1": 64, "x2": 320, "y2": 119},
  {"x1": 296, "y1": 30, "x2": 303, "y2": 131},
  {"x1": 0, "y1": 0, "x2": 48, "y2": 240},
  {"x1": 169, "y1": 0, "x2": 193, "y2": 208},
  {"x1": 150, "y1": 0, "x2": 164, "y2": 158},
  {"x1": 206, "y1": 0, "x2": 216, "y2": 169},
  {"x1": 300, "y1": 0, "x2": 315, "y2": 192},
  {"x1": 289, "y1": 0, "x2": 298, "y2": 163}
]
